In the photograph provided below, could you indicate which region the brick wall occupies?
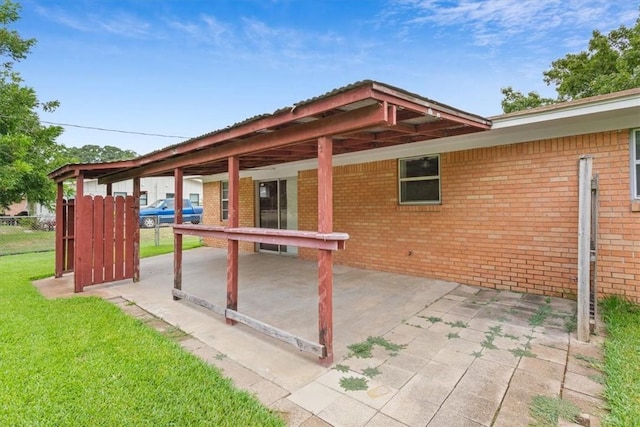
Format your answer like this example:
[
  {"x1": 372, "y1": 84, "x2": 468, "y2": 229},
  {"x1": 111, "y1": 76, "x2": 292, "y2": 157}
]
[
  {"x1": 298, "y1": 130, "x2": 640, "y2": 301},
  {"x1": 202, "y1": 178, "x2": 255, "y2": 252}
]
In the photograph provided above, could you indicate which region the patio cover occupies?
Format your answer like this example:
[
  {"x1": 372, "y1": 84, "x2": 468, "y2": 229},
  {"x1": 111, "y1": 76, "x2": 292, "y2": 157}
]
[{"x1": 49, "y1": 80, "x2": 492, "y2": 363}]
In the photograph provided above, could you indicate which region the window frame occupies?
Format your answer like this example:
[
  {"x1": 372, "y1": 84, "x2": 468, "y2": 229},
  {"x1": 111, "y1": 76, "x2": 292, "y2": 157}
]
[
  {"x1": 398, "y1": 154, "x2": 441, "y2": 205},
  {"x1": 633, "y1": 129, "x2": 640, "y2": 200},
  {"x1": 221, "y1": 181, "x2": 229, "y2": 221},
  {"x1": 140, "y1": 191, "x2": 148, "y2": 206},
  {"x1": 189, "y1": 193, "x2": 200, "y2": 206}
]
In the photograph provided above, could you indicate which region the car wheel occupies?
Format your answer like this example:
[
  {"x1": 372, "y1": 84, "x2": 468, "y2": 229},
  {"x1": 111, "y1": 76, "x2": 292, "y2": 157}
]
[
  {"x1": 191, "y1": 218, "x2": 200, "y2": 225},
  {"x1": 142, "y1": 216, "x2": 156, "y2": 228}
]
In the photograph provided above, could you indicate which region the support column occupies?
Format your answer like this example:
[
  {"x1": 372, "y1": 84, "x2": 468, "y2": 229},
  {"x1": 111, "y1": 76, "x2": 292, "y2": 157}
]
[
  {"x1": 73, "y1": 174, "x2": 84, "y2": 293},
  {"x1": 226, "y1": 156, "x2": 240, "y2": 325},
  {"x1": 577, "y1": 156, "x2": 593, "y2": 342},
  {"x1": 173, "y1": 168, "x2": 184, "y2": 299},
  {"x1": 55, "y1": 181, "x2": 64, "y2": 278},
  {"x1": 317, "y1": 136, "x2": 334, "y2": 365},
  {"x1": 106, "y1": 183, "x2": 113, "y2": 196},
  {"x1": 132, "y1": 177, "x2": 140, "y2": 282}
]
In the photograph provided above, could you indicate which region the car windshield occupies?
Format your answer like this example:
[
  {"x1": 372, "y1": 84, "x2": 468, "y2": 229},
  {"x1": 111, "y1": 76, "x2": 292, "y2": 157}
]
[{"x1": 146, "y1": 200, "x2": 165, "y2": 208}]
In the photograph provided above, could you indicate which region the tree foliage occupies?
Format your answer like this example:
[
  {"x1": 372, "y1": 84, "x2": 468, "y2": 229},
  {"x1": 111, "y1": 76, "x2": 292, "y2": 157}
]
[
  {"x1": 502, "y1": 15, "x2": 640, "y2": 113},
  {"x1": 0, "y1": 0, "x2": 69, "y2": 211},
  {"x1": 63, "y1": 144, "x2": 138, "y2": 163}
]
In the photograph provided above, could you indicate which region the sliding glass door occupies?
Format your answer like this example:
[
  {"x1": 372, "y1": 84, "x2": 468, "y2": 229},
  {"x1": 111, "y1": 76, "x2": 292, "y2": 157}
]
[{"x1": 258, "y1": 178, "x2": 298, "y2": 255}]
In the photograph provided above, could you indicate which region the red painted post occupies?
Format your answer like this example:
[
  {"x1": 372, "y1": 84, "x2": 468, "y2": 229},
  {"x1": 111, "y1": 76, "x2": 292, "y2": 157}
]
[
  {"x1": 73, "y1": 175, "x2": 85, "y2": 292},
  {"x1": 114, "y1": 196, "x2": 125, "y2": 280},
  {"x1": 173, "y1": 168, "x2": 184, "y2": 298},
  {"x1": 124, "y1": 195, "x2": 135, "y2": 279},
  {"x1": 317, "y1": 136, "x2": 334, "y2": 365},
  {"x1": 55, "y1": 182, "x2": 64, "y2": 278},
  {"x1": 132, "y1": 177, "x2": 140, "y2": 282},
  {"x1": 226, "y1": 156, "x2": 240, "y2": 325},
  {"x1": 66, "y1": 200, "x2": 75, "y2": 272}
]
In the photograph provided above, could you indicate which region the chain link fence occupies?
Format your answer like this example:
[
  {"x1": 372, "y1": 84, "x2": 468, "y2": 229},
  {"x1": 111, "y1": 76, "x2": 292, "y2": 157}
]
[{"x1": 0, "y1": 216, "x2": 201, "y2": 256}]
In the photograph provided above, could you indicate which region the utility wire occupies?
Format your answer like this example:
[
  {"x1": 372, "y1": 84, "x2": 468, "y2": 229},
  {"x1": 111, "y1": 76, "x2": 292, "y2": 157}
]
[{"x1": 38, "y1": 120, "x2": 191, "y2": 139}]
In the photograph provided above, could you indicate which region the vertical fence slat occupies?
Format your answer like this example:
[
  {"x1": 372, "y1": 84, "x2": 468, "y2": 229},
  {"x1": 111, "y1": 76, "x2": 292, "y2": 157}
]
[
  {"x1": 66, "y1": 200, "x2": 75, "y2": 272},
  {"x1": 114, "y1": 196, "x2": 125, "y2": 280},
  {"x1": 76, "y1": 195, "x2": 94, "y2": 290},
  {"x1": 124, "y1": 195, "x2": 134, "y2": 279},
  {"x1": 103, "y1": 196, "x2": 115, "y2": 283},
  {"x1": 93, "y1": 196, "x2": 105, "y2": 285}
]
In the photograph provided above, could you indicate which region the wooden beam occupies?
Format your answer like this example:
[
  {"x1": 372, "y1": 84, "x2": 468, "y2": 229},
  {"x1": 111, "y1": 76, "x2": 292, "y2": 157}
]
[
  {"x1": 73, "y1": 174, "x2": 85, "y2": 293},
  {"x1": 577, "y1": 155, "x2": 592, "y2": 342},
  {"x1": 226, "y1": 309, "x2": 326, "y2": 357},
  {"x1": 98, "y1": 104, "x2": 389, "y2": 184},
  {"x1": 172, "y1": 289, "x2": 225, "y2": 316},
  {"x1": 317, "y1": 136, "x2": 334, "y2": 365},
  {"x1": 172, "y1": 289, "x2": 326, "y2": 357},
  {"x1": 55, "y1": 182, "x2": 64, "y2": 278},
  {"x1": 132, "y1": 177, "x2": 140, "y2": 282},
  {"x1": 173, "y1": 224, "x2": 349, "y2": 250},
  {"x1": 173, "y1": 168, "x2": 184, "y2": 299},
  {"x1": 227, "y1": 156, "x2": 240, "y2": 325}
]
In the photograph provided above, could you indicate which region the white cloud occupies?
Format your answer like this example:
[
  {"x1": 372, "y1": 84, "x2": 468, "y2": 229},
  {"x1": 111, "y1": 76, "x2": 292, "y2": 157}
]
[{"x1": 387, "y1": 0, "x2": 637, "y2": 47}]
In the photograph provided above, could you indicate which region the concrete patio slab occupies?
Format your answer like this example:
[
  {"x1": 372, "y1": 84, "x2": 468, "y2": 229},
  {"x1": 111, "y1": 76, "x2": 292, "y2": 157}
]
[{"x1": 34, "y1": 247, "x2": 609, "y2": 426}]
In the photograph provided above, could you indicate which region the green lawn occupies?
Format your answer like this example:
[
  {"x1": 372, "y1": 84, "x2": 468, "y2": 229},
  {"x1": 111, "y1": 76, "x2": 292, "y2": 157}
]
[
  {"x1": 601, "y1": 296, "x2": 640, "y2": 426},
  {"x1": 0, "y1": 252, "x2": 284, "y2": 426},
  {"x1": 0, "y1": 224, "x2": 201, "y2": 256},
  {"x1": 0, "y1": 225, "x2": 55, "y2": 255}
]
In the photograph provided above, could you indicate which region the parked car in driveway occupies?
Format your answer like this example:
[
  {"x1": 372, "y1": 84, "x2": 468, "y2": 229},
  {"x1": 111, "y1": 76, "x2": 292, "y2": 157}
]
[{"x1": 139, "y1": 199, "x2": 203, "y2": 228}]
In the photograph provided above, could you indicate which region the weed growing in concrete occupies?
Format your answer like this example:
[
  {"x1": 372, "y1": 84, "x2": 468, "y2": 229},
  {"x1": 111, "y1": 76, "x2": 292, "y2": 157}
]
[
  {"x1": 418, "y1": 316, "x2": 442, "y2": 323},
  {"x1": 362, "y1": 367, "x2": 381, "y2": 378},
  {"x1": 445, "y1": 320, "x2": 468, "y2": 328},
  {"x1": 339, "y1": 376, "x2": 368, "y2": 391},
  {"x1": 347, "y1": 336, "x2": 406, "y2": 359},
  {"x1": 334, "y1": 364, "x2": 350, "y2": 373},
  {"x1": 529, "y1": 395, "x2": 580, "y2": 426},
  {"x1": 529, "y1": 304, "x2": 552, "y2": 326},
  {"x1": 510, "y1": 348, "x2": 536, "y2": 358},
  {"x1": 447, "y1": 332, "x2": 460, "y2": 340}
]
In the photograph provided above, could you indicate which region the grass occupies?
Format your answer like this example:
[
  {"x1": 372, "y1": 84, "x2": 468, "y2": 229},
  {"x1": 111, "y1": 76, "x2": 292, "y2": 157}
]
[
  {"x1": 0, "y1": 252, "x2": 284, "y2": 426},
  {"x1": 600, "y1": 296, "x2": 640, "y2": 427},
  {"x1": 0, "y1": 224, "x2": 202, "y2": 258},
  {"x1": 0, "y1": 225, "x2": 55, "y2": 255},
  {"x1": 529, "y1": 395, "x2": 580, "y2": 426}
]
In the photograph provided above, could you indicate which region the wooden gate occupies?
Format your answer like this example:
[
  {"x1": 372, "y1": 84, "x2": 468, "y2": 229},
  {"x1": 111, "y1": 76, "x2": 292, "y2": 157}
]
[{"x1": 71, "y1": 195, "x2": 137, "y2": 292}]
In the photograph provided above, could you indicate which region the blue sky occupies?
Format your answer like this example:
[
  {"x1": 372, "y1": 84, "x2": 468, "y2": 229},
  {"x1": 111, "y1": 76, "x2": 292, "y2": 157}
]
[{"x1": 15, "y1": 0, "x2": 640, "y2": 155}]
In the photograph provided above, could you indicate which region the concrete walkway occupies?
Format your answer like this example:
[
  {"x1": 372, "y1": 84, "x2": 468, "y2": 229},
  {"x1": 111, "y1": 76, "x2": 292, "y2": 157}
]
[{"x1": 36, "y1": 247, "x2": 607, "y2": 426}]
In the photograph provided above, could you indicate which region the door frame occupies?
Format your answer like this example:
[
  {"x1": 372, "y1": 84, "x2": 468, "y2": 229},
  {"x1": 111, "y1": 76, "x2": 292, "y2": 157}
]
[{"x1": 255, "y1": 177, "x2": 298, "y2": 255}]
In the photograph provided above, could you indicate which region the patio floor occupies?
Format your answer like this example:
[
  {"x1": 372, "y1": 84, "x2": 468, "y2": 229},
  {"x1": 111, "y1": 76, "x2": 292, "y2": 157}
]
[{"x1": 36, "y1": 247, "x2": 607, "y2": 426}]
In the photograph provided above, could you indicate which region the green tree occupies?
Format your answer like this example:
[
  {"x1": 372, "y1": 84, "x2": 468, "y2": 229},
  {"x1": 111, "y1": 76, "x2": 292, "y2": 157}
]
[
  {"x1": 64, "y1": 144, "x2": 138, "y2": 163},
  {"x1": 0, "y1": 0, "x2": 68, "y2": 211},
  {"x1": 502, "y1": 15, "x2": 640, "y2": 113}
]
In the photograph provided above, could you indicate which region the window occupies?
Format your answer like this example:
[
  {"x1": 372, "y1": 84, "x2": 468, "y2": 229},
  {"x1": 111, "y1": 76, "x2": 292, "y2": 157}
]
[
  {"x1": 221, "y1": 181, "x2": 229, "y2": 220},
  {"x1": 189, "y1": 193, "x2": 200, "y2": 206},
  {"x1": 165, "y1": 192, "x2": 175, "y2": 199},
  {"x1": 633, "y1": 129, "x2": 640, "y2": 200},
  {"x1": 140, "y1": 192, "x2": 148, "y2": 206},
  {"x1": 398, "y1": 155, "x2": 440, "y2": 204},
  {"x1": 113, "y1": 191, "x2": 127, "y2": 198}
]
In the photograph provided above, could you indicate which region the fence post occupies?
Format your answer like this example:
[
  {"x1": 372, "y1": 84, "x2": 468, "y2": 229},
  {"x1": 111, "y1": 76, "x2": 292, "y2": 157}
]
[{"x1": 577, "y1": 155, "x2": 592, "y2": 342}]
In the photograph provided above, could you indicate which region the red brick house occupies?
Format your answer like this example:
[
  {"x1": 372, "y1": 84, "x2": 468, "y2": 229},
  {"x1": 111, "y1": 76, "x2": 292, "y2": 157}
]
[
  {"x1": 49, "y1": 81, "x2": 640, "y2": 362},
  {"x1": 200, "y1": 86, "x2": 640, "y2": 302}
]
